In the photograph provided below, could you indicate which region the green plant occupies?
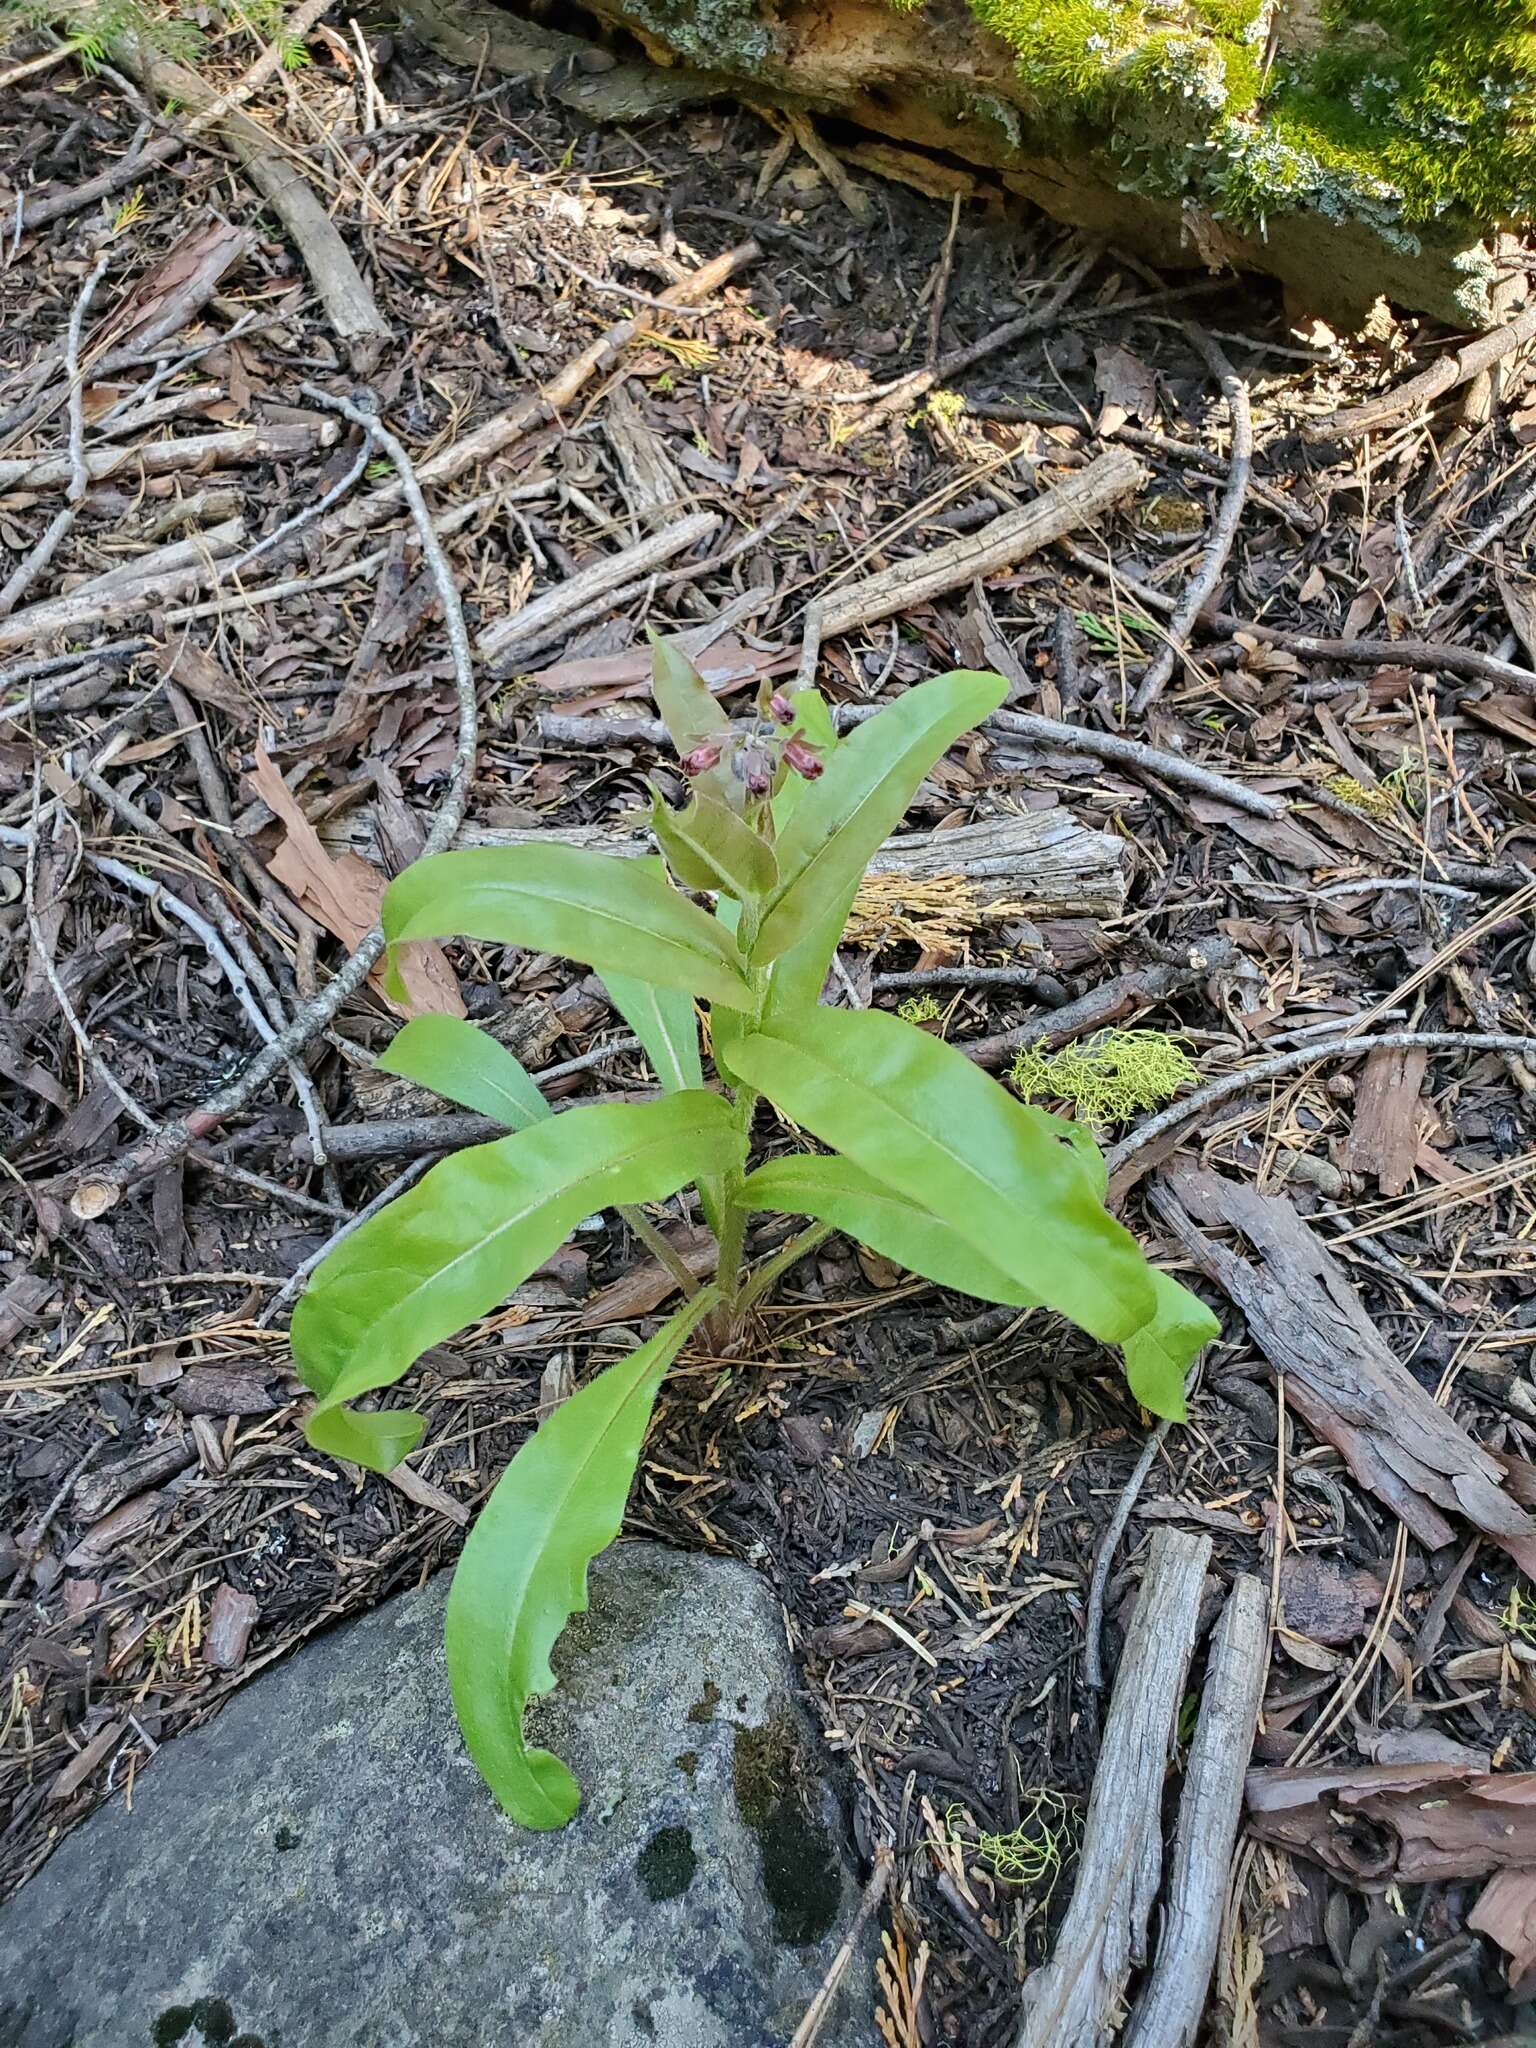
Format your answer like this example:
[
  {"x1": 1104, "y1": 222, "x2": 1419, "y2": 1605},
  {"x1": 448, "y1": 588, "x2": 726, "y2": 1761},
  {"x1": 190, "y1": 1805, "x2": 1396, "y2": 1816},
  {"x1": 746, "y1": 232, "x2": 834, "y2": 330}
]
[{"x1": 290, "y1": 646, "x2": 1219, "y2": 1827}]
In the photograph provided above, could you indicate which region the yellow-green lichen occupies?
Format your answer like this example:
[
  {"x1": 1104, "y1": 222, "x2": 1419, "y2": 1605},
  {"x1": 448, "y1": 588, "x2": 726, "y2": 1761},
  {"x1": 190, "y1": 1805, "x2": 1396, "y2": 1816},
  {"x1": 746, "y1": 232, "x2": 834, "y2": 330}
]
[
  {"x1": 1010, "y1": 1029, "x2": 1198, "y2": 1124},
  {"x1": 1321, "y1": 772, "x2": 1399, "y2": 818}
]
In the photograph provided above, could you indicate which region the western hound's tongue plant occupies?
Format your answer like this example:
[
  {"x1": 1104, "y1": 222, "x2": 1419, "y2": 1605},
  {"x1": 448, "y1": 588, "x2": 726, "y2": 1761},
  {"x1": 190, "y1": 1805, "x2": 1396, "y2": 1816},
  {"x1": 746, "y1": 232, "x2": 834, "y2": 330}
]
[{"x1": 290, "y1": 643, "x2": 1217, "y2": 1827}]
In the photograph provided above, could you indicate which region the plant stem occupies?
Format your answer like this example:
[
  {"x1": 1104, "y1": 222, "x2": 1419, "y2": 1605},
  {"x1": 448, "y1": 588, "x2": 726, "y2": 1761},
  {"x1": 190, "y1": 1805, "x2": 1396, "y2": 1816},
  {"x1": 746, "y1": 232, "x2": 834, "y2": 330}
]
[
  {"x1": 618, "y1": 1203, "x2": 702, "y2": 1297},
  {"x1": 733, "y1": 1222, "x2": 835, "y2": 1319}
]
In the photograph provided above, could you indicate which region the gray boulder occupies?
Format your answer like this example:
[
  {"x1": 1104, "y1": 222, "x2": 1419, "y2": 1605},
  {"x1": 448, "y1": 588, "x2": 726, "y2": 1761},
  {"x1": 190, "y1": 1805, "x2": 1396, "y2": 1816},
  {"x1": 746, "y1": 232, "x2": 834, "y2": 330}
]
[{"x1": 0, "y1": 1543, "x2": 872, "y2": 2047}]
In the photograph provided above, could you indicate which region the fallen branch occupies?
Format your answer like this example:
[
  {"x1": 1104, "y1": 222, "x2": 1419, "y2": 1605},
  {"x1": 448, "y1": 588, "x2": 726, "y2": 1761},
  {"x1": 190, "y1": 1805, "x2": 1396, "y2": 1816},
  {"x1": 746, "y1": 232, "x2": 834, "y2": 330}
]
[
  {"x1": 1106, "y1": 1027, "x2": 1536, "y2": 1188},
  {"x1": 1014, "y1": 1526, "x2": 1212, "y2": 2048},
  {"x1": 480, "y1": 509, "x2": 719, "y2": 669},
  {"x1": 56, "y1": 389, "x2": 477, "y2": 1219},
  {"x1": 0, "y1": 421, "x2": 334, "y2": 494},
  {"x1": 820, "y1": 450, "x2": 1147, "y2": 639},
  {"x1": 18, "y1": 131, "x2": 185, "y2": 234},
  {"x1": 111, "y1": 34, "x2": 390, "y2": 371},
  {"x1": 1124, "y1": 1574, "x2": 1268, "y2": 2048},
  {"x1": 960, "y1": 934, "x2": 1237, "y2": 1070},
  {"x1": 1060, "y1": 541, "x2": 1536, "y2": 697},
  {"x1": 1132, "y1": 327, "x2": 1252, "y2": 713},
  {"x1": 1304, "y1": 302, "x2": 1536, "y2": 444},
  {"x1": 453, "y1": 806, "x2": 1130, "y2": 923}
]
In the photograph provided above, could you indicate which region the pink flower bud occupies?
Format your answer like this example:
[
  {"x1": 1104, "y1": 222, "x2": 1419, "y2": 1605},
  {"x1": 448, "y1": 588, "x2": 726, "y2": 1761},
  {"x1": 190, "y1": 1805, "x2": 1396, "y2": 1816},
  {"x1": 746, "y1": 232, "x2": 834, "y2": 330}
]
[
  {"x1": 783, "y1": 735, "x2": 823, "y2": 780},
  {"x1": 680, "y1": 739, "x2": 724, "y2": 775},
  {"x1": 769, "y1": 692, "x2": 795, "y2": 725}
]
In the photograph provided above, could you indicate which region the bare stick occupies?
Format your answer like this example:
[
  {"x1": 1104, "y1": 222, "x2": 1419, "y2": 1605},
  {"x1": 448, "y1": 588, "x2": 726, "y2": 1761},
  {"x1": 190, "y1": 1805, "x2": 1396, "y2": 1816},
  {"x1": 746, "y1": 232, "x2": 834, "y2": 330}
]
[
  {"x1": 0, "y1": 251, "x2": 109, "y2": 619},
  {"x1": 56, "y1": 389, "x2": 478, "y2": 1218},
  {"x1": 1083, "y1": 1420, "x2": 1171, "y2": 1693},
  {"x1": 19, "y1": 131, "x2": 183, "y2": 234},
  {"x1": 789, "y1": 1845, "x2": 894, "y2": 2048},
  {"x1": 256, "y1": 1159, "x2": 433, "y2": 1324},
  {"x1": 112, "y1": 33, "x2": 389, "y2": 369},
  {"x1": 1107, "y1": 1029, "x2": 1536, "y2": 1184},
  {"x1": 23, "y1": 775, "x2": 160, "y2": 1142},
  {"x1": 1132, "y1": 327, "x2": 1251, "y2": 713},
  {"x1": 1061, "y1": 540, "x2": 1536, "y2": 697},
  {"x1": 1305, "y1": 302, "x2": 1536, "y2": 444},
  {"x1": 1014, "y1": 1527, "x2": 1212, "y2": 2048},
  {"x1": 820, "y1": 450, "x2": 1147, "y2": 637},
  {"x1": 1421, "y1": 464, "x2": 1536, "y2": 607},
  {"x1": 182, "y1": 0, "x2": 335, "y2": 134},
  {"x1": 1124, "y1": 1574, "x2": 1268, "y2": 2048}
]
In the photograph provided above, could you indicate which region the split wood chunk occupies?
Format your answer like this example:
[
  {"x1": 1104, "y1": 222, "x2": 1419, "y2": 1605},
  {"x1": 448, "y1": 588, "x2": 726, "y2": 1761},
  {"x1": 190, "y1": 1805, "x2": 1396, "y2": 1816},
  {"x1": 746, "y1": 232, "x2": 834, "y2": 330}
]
[
  {"x1": 1124, "y1": 1573, "x2": 1268, "y2": 2048},
  {"x1": 819, "y1": 450, "x2": 1147, "y2": 640},
  {"x1": 1149, "y1": 1162, "x2": 1536, "y2": 1574},
  {"x1": 1014, "y1": 1525, "x2": 1211, "y2": 2048}
]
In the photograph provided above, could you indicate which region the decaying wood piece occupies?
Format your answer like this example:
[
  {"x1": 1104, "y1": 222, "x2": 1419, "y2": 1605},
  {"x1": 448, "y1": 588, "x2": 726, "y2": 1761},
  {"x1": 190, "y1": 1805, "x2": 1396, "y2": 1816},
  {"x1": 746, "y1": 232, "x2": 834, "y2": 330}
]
[
  {"x1": 1014, "y1": 1526, "x2": 1211, "y2": 2048},
  {"x1": 1148, "y1": 1163, "x2": 1536, "y2": 1574},
  {"x1": 1342, "y1": 1045, "x2": 1428, "y2": 1196},
  {"x1": 1246, "y1": 1760, "x2": 1536, "y2": 1882},
  {"x1": 821, "y1": 450, "x2": 1146, "y2": 639},
  {"x1": 445, "y1": 809, "x2": 1129, "y2": 922},
  {"x1": 1124, "y1": 1573, "x2": 1268, "y2": 2048},
  {"x1": 604, "y1": 380, "x2": 689, "y2": 531},
  {"x1": 112, "y1": 36, "x2": 390, "y2": 371},
  {"x1": 480, "y1": 509, "x2": 719, "y2": 668}
]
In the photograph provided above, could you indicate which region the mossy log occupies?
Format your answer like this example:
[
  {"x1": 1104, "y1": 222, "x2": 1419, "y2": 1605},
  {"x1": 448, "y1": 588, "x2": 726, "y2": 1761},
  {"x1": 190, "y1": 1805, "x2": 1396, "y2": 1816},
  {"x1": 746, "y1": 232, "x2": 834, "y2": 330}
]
[{"x1": 405, "y1": 0, "x2": 1531, "y2": 329}]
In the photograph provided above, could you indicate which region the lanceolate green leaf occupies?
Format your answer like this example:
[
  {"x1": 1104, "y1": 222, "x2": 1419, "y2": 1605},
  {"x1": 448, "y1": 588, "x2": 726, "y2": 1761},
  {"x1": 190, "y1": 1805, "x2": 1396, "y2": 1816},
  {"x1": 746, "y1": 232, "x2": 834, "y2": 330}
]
[
  {"x1": 600, "y1": 974, "x2": 703, "y2": 1096},
  {"x1": 753, "y1": 670, "x2": 1005, "y2": 970},
  {"x1": 741, "y1": 1152, "x2": 1037, "y2": 1306},
  {"x1": 377, "y1": 1015, "x2": 551, "y2": 1128},
  {"x1": 292, "y1": 1093, "x2": 738, "y2": 1470},
  {"x1": 446, "y1": 1293, "x2": 714, "y2": 1827},
  {"x1": 730, "y1": 1007, "x2": 1157, "y2": 1346},
  {"x1": 381, "y1": 845, "x2": 755, "y2": 1011},
  {"x1": 647, "y1": 631, "x2": 729, "y2": 756},
  {"x1": 1121, "y1": 1269, "x2": 1218, "y2": 1422}
]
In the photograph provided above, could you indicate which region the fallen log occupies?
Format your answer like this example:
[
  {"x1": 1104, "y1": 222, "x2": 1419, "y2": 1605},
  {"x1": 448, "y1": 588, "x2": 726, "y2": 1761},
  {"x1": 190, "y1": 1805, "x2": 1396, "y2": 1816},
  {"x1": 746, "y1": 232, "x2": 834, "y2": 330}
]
[{"x1": 446, "y1": 808, "x2": 1129, "y2": 923}]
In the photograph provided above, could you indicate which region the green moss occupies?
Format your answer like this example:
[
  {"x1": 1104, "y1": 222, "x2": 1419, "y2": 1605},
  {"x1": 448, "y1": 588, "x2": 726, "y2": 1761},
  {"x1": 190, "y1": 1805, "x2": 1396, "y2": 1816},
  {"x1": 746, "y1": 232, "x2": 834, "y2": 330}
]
[
  {"x1": 732, "y1": 1719, "x2": 842, "y2": 1948},
  {"x1": 637, "y1": 1824, "x2": 699, "y2": 1901},
  {"x1": 923, "y1": 0, "x2": 1533, "y2": 230},
  {"x1": 686, "y1": 1680, "x2": 721, "y2": 1724}
]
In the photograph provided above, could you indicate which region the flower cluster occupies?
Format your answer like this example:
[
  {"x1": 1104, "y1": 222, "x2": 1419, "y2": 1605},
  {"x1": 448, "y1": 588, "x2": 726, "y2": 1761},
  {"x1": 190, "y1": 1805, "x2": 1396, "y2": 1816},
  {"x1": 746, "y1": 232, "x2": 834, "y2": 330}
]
[{"x1": 680, "y1": 695, "x2": 824, "y2": 797}]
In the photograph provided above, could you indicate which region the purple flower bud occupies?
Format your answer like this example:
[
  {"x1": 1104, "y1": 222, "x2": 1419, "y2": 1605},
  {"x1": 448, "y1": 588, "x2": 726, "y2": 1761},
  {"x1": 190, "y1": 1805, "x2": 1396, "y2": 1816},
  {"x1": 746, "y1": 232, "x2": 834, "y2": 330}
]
[
  {"x1": 681, "y1": 739, "x2": 724, "y2": 775},
  {"x1": 783, "y1": 735, "x2": 823, "y2": 780},
  {"x1": 734, "y1": 743, "x2": 773, "y2": 795},
  {"x1": 769, "y1": 692, "x2": 795, "y2": 725}
]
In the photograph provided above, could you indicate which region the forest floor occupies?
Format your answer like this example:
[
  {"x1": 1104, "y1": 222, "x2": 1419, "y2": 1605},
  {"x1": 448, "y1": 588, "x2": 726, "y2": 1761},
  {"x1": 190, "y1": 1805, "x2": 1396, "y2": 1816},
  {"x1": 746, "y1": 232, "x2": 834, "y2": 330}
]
[{"x1": 4, "y1": 14, "x2": 1536, "y2": 2046}]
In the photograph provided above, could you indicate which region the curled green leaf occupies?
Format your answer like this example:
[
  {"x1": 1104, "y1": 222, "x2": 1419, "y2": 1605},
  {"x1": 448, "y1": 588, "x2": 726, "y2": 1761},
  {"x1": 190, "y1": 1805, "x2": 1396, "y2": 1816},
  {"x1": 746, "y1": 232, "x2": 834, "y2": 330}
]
[{"x1": 446, "y1": 1293, "x2": 715, "y2": 1825}]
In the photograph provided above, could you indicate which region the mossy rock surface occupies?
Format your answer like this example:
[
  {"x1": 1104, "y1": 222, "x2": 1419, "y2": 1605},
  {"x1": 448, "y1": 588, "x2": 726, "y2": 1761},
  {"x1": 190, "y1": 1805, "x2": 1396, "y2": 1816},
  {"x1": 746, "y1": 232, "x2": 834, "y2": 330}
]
[
  {"x1": 433, "y1": 0, "x2": 1530, "y2": 325},
  {"x1": 0, "y1": 1544, "x2": 869, "y2": 2048}
]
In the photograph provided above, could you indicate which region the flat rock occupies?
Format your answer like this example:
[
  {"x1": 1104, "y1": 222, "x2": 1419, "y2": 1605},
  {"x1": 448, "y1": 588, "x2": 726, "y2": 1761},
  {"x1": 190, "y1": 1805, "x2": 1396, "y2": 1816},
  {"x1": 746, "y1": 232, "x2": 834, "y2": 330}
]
[{"x1": 0, "y1": 1543, "x2": 872, "y2": 2048}]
